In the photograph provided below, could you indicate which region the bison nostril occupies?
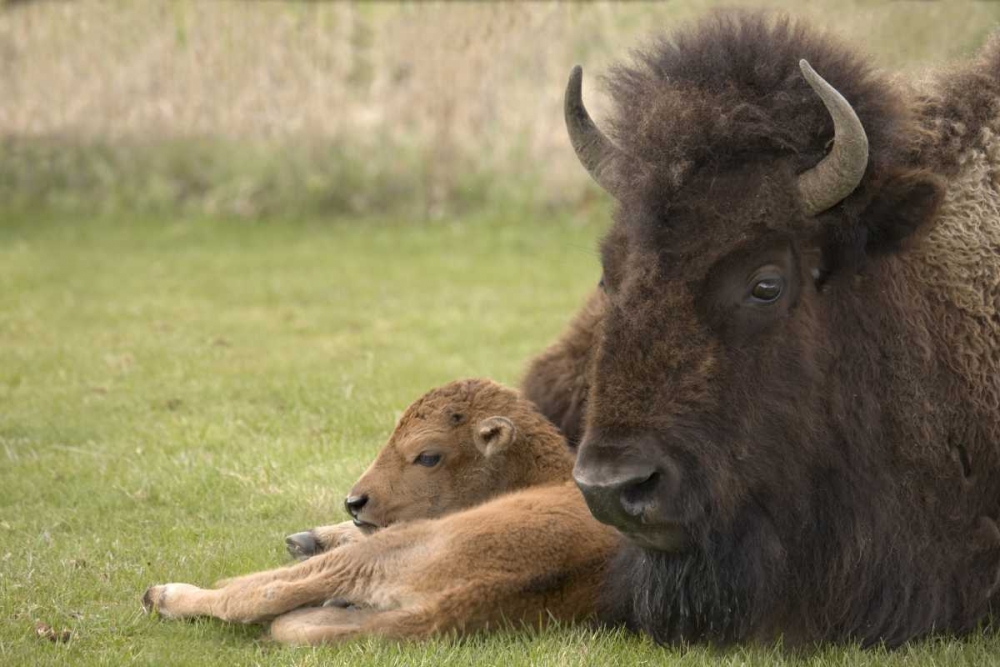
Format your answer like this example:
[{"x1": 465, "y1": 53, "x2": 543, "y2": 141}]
[
  {"x1": 619, "y1": 471, "x2": 660, "y2": 517},
  {"x1": 344, "y1": 494, "x2": 369, "y2": 516}
]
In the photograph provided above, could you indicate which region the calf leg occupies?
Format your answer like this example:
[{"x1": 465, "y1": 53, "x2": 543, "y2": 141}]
[
  {"x1": 143, "y1": 529, "x2": 425, "y2": 623},
  {"x1": 268, "y1": 603, "x2": 449, "y2": 645},
  {"x1": 269, "y1": 583, "x2": 530, "y2": 645},
  {"x1": 144, "y1": 575, "x2": 326, "y2": 624},
  {"x1": 143, "y1": 542, "x2": 390, "y2": 624},
  {"x1": 268, "y1": 606, "x2": 378, "y2": 644}
]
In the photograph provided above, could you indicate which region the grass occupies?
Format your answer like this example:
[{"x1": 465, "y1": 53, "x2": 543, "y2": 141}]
[
  {"x1": 3, "y1": 212, "x2": 1000, "y2": 665},
  {"x1": 4, "y1": 3, "x2": 1000, "y2": 662}
]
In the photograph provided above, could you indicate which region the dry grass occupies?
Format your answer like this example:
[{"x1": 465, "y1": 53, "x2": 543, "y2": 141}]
[{"x1": 1, "y1": 1, "x2": 998, "y2": 218}]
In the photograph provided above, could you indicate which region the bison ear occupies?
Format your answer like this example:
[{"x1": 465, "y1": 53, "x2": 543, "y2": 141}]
[
  {"x1": 473, "y1": 416, "x2": 516, "y2": 458},
  {"x1": 863, "y1": 170, "x2": 945, "y2": 254}
]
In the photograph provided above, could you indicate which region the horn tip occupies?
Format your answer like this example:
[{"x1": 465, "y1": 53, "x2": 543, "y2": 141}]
[
  {"x1": 566, "y1": 65, "x2": 584, "y2": 107},
  {"x1": 798, "y1": 59, "x2": 814, "y2": 76}
]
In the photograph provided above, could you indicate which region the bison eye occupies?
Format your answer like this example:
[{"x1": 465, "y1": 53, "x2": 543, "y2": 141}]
[
  {"x1": 750, "y1": 276, "x2": 783, "y2": 303},
  {"x1": 414, "y1": 453, "x2": 441, "y2": 467},
  {"x1": 598, "y1": 275, "x2": 607, "y2": 292}
]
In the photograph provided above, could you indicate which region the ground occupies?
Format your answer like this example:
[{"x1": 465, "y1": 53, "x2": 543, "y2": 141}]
[{"x1": 2, "y1": 213, "x2": 999, "y2": 666}]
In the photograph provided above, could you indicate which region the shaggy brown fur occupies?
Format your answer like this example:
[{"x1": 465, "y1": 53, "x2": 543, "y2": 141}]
[
  {"x1": 521, "y1": 288, "x2": 604, "y2": 448},
  {"x1": 143, "y1": 379, "x2": 618, "y2": 644},
  {"x1": 521, "y1": 11, "x2": 1000, "y2": 647}
]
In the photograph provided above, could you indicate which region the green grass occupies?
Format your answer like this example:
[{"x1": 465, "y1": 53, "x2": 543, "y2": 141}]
[{"x1": 2, "y1": 212, "x2": 1000, "y2": 665}]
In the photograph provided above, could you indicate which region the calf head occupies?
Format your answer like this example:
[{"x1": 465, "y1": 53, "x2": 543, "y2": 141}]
[{"x1": 345, "y1": 378, "x2": 573, "y2": 532}]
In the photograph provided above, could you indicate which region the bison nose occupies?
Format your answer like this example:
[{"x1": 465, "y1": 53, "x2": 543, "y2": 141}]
[
  {"x1": 344, "y1": 494, "x2": 369, "y2": 517},
  {"x1": 573, "y1": 432, "x2": 674, "y2": 530},
  {"x1": 574, "y1": 466, "x2": 662, "y2": 527}
]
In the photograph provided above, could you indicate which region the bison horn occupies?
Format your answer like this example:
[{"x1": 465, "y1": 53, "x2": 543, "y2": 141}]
[
  {"x1": 565, "y1": 65, "x2": 627, "y2": 197},
  {"x1": 796, "y1": 59, "x2": 870, "y2": 216}
]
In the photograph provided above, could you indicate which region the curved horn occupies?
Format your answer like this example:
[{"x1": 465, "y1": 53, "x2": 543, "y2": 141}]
[
  {"x1": 796, "y1": 59, "x2": 869, "y2": 216},
  {"x1": 565, "y1": 65, "x2": 626, "y2": 197}
]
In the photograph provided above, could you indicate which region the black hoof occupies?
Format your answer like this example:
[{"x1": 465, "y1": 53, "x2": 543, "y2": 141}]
[
  {"x1": 323, "y1": 597, "x2": 358, "y2": 609},
  {"x1": 285, "y1": 531, "x2": 319, "y2": 559},
  {"x1": 141, "y1": 587, "x2": 155, "y2": 613}
]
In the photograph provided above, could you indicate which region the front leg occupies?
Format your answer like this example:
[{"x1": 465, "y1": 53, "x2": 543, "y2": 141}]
[
  {"x1": 146, "y1": 519, "x2": 423, "y2": 625},
  {"x1": 285, "y1": 521, "x2": 361, "y2": 560},
  {"x1": 142, "y1": 583, "x2": 222, "y2": 620},
  {"x1": 144, "y1": 548, "x2": 367, "y2": 624},
  {"x1": 143, "y1": 577, "x2": 325, "y2": 624}
]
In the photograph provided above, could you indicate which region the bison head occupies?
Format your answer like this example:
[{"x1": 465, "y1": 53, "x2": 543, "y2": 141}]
[
  {"x1": 564, "y1": 14, "x2": 955, "y2": 644},
  {"x1": 569, "y1": 55, "x2": 883, "y2": 551}
]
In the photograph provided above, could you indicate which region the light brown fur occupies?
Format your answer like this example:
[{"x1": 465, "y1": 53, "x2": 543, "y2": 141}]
[
  {"x1": 287, "y1": 377, "x2": 579, "y2": 558},
  {"x1": 142, "y1": 379, "x2": 619, "y2": 644}
]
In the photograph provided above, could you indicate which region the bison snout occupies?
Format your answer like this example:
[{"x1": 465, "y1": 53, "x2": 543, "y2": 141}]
[
  {"x1": 573, "y1": 434, "x2": 687, "y2": 551},
  {"x1": 573, "y1": 465, "x2": 661, "y2": 525}
]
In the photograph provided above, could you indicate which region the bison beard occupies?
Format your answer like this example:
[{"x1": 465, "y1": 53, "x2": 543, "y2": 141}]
[
  {"x1": 601, "y1": 528, "x2": 749, "y2": 644},
  {"x1": 600, "y1": 473, "x2": 999, "y2": 647}
]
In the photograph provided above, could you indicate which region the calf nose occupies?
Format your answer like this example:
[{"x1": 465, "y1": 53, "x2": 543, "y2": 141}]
[{"x1": 344, "y1": 494, "x2": 369, "y2": 517}]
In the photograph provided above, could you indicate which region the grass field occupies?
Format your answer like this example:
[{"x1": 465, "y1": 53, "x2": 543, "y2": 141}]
[
  {"x1": 5, "y1": 1, "x2": 1000, "y2": 664},
  {"x1": 2, "y1": 213, "x2": 1000, "y2": 666}
]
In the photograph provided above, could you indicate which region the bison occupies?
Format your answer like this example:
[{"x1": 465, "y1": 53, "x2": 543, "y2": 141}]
[
  {"x1": 520, "y1": 11, "x2": 1000, "y2": 647},
  {"x1": 143, "y1": 379, "x2": 618, "y2": 643}
]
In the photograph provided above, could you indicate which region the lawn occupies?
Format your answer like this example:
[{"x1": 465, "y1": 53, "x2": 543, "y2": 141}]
[{"x1": 2, "y1": 212, "x2": 1000, "y2": 666}]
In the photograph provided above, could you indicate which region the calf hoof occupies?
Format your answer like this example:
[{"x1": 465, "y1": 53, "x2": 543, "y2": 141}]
[
  {"x1": 286, "y1": 531, "x2": 320, "y2": 559},
  {"x1": 141, "y1": 587, "x2": 158, "y2": 613},
  {"x1": 142, "y1": 583, "x2": 199, "y2": 619},
  {"x1": 322, "y1": 597, "x2": 356, "y2": 609}
]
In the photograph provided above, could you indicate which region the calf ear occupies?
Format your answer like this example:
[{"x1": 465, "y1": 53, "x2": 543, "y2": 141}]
[
  {"x1": 863, "y1": 169, "x2": 945, "y2": 254},
  {"x1": 473, "y1": 416, "x2": 516, "y2": 458}
]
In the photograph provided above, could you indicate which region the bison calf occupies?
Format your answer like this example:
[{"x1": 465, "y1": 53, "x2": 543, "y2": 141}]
[
  {"x1": 142, "y1": 379, "x2": 618, "y2": 644},
  {"x1": 286, "y1": 376, "x2": 579, "y2": 559}
]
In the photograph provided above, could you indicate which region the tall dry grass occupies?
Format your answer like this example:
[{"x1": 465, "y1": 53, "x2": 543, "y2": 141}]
[{"x1": 1, "y1": 1, "x2": 998, "y2": 219}]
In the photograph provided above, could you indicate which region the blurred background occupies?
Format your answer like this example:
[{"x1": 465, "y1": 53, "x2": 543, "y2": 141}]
[{"x1": 2, "y1": 0, "x2": 998, "y2": 223}]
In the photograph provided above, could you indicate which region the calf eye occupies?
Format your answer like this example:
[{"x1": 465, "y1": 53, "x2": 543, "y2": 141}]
[
  {"x1": 750, "y1": 276, "x2": 783, "y2": 303},
  {"x1": 414, "y1": 453, "x2": 441, "y2": 467}
]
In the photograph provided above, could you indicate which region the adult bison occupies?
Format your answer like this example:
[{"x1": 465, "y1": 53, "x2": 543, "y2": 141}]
[{"x1": 520, "y1": 12, "x2": 1000, "y2": 647}]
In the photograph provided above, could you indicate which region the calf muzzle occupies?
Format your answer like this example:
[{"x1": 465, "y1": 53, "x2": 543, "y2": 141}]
[{"x1": 345, "y1": 493, "x2": 369, "y2": 518}]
